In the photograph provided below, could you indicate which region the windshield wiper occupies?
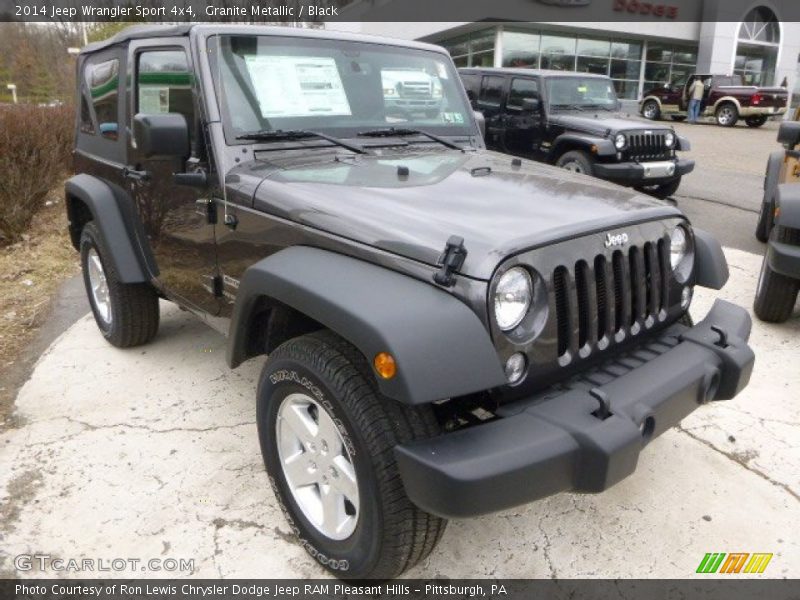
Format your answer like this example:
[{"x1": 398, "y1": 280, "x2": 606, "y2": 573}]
[
  {"x1": 550, "y1": 103, "x2": 585, "y2": 112},
  {"x1": 236, "y1": 129, "x2": 366, "y2": 154},
  {"x1": 357, "y1": 127, "x2": 464, "y2": 151}
]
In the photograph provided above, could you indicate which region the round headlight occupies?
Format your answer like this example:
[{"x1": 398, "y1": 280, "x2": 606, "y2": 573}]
[
  {"x1": 665, "y1": 131, "x2": 675, "y2": 147},
  {"x1": 614, "y1": 133, "x2": 626, "y2": 150},
  {"x1": 670, "y1": 226, "x2": 688, "y2": 270},
  {"x1": 494, "y1": 267, "x2": 532, "y2": 331}
]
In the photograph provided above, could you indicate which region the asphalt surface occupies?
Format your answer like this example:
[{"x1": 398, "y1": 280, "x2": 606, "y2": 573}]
[{"x1": 1, "y1": 119, "x2": 798, "y2": 579}]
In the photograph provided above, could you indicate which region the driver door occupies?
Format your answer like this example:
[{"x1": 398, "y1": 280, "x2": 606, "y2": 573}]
[{"x1": 502, "y1": 77, "x2": 543, "y2": 157}]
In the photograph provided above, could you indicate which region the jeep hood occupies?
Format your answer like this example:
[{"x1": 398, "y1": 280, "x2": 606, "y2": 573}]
[
  {"x1": 549, "y1": 113, "x2": 671, "y2": 136},
  {"x1": 234, "y1": 148, "x2": 682, "y2": 280}
]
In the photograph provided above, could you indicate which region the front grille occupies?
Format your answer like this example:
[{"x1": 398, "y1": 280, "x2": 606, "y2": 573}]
[
  {"x1": 625, "y1": 131, "x2": 672, "y2": 161},
  {"x1": 398, "y1": 81, "x2": 432, "y2": 98},
  {"x1": 552, "y1": 239, "x2": 669, "y2": 358}
]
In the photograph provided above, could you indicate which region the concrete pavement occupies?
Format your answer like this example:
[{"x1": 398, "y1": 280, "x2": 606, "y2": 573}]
[{"x1": 0, "y1": 247, "x2": 798, "y2": 579}]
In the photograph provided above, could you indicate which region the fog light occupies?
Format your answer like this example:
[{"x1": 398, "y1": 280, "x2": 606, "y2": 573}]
[
  {"x1": 681, "y1": 286, "x2": 692, "y2": 309},
  {"x1": 504, "y1": 353, "x2": 527, "y2": 385}
]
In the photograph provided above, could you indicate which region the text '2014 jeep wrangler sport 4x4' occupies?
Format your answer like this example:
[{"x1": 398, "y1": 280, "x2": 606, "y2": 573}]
[{"x1": 66, "y1": 25, "x2": 755, "y2": 579}]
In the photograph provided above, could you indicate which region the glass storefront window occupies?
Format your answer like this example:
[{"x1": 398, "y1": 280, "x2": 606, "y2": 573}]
[
  {"x1": 613, "y1": 80, "x2": 640, "y2": 100},
  {"x1": 644, "y1": 42, "x2": 698, "y2": 90},
  {"x1": 577, "y1": 38, "x2": 610, "y2": 58},
  {"x1": 611, "y1": 41, "x2": 642, "y2": 60},
  {"x1": 541, "y1": 34, "x2": 577, "y2": 57},
  {"x1": 577, "y1": 56, "x2": 608, "y2": 75},
  {"x1": 610, "y1": 59, "x2": 640, "y2": 80},
  {"x1": 501, "y1": 30, "x2": 540, "y2": 68},
  {"x1": 441, "y1": 29, "x2": 495, "y2": 68}
]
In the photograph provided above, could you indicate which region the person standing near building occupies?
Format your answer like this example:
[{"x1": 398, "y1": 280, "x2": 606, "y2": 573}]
[{"x1": 687, "y1": 77, "x2": 705, "y2": 123}]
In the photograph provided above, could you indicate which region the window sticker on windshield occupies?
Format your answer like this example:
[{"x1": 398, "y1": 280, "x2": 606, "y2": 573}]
[
  {"x1": 577, "y1": 85, "x2": 588, "y2": 93},
  {"x1": 442, "y1": 112, "x2": 464, "y2": 124},
  {"x1": 139, "y1": 87, "x2": 169, "y2": 113},
  {"x1": 244, "y1": 55, "x2": 352, "y2": 118},
  {"x1": 436, "y1": 62, "x2": 448, "y2": 79}
]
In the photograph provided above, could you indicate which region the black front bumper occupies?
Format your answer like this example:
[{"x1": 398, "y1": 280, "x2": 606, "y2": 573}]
[
  {"x1": 396, "y1": 300, "x2": 754, "y2": 518},
  {"x1": 594, "y1": 158, "x2": 695, "y2": 185}
]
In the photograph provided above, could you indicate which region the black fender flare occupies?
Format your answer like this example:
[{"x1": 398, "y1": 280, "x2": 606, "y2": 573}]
[
  {"x1": 64, "y1": 174, "x2": 150, "y2": 283},
  {"x1": 693, "y1": 228, "x2": 729, "y2": 290},
  {"x1": 227, "y1": 246, "x2": 507, "y2": 405},
  {"x1": 551, "y1": 133, "x2": 615, "y2": 161},
  {"x1": 763, "y1": 150, "x2": 785, "y2": 205},
  {"x1": 775, "y1": 183, "x2": 800, "y2": 229}
]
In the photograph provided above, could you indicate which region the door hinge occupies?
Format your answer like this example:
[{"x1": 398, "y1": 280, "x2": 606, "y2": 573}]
[
  {"x1": 212, "y1": 275, "x2": 223, "y2": 298},
  {"x1": 433, "y1": 235, "x2": 467, "y2": 287}
]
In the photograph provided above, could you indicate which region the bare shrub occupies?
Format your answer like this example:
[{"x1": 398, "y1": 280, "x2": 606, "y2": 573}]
[{"x1": 0, "y1": 104, "x2": 73, "y2": 245}]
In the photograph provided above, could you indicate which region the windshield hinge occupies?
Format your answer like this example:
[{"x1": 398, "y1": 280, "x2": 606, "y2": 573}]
[{"x1": 433, "y1": 236, "x2": 467, "y2": 288}]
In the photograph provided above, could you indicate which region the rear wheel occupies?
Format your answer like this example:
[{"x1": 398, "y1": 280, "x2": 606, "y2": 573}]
[
  {"x1": 257, "y1": 331, "x2": 446, "y2": 579},
  {"x1": 556, "y1": 150, "x2": 595, "y2": 176},
  {"x1": 80, "y1": 222, "x2": 159, "y2": 348},
  {"x1": 754, "y1": 255, "x2": 799, "y2": 323},
  {"x1": 715, "y1": 103, "x2": 739, "y2": 127},
  {"x1": 746, "y1": 115, "x2": 768, "y2": 128},
  {"x1": 641, "y1": 99, "x2": 661, "y2": 121}
]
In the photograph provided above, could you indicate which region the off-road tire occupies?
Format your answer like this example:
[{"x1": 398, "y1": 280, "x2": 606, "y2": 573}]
[
  {"x1": 637, "y1": 177, "x2": 682, "y2": 200},
  {"x1": 753, "y1": 244, "x2": 800, "y2": 323},
  {"x1": 641, "y1": 99, "x2": 661, "y2": 121},
  {"x1": 257, "y1": 330, "x2": 446, "y2": 579},
  {"x1": 715, "y1": 102, "x2": 739, "y2": 127},
  {"x1": 79, "y1": 222, "x2": 159, "y2": 347},
  {"x1": 745, "y1": 115, "x2": 768, "y2": 128},
  {"x1": 556, "y1": 150, "x2": 595, "y2": 176},
  {"x1": 755, "y1": 198, "x2": 773, "y2": 243}
]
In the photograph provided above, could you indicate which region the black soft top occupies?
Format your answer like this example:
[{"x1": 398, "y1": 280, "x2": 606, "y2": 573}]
[{"x1": 80, "y1": 24, "x2": 194, "y2": 54}]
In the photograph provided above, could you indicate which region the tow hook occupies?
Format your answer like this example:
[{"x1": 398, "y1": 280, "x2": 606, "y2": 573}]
[
  {"x1": 711, "y1": 326, "x2": 729, "y2": 348},
  {"x1": 590, "y1": 388, "x2": 612, "y2": 420}
]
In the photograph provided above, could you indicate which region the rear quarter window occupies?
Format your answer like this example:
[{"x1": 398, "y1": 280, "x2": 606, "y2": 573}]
[{"x1": 85, "y1": 58, "x2": 120, "y2": 140}]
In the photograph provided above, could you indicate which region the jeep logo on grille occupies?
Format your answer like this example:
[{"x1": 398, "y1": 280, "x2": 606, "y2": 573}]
[{"x1": 604, "y1": 232, "x2": 629, "y2": 248}]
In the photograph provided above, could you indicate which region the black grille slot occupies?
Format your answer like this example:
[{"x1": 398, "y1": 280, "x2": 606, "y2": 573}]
[
  {"x1": 552, "y1": 238, "x2": 670, "y2": 362},
  {"x1": 554, "y1": 266, "x2": 570, "y2": 357},
  {"x1": 626, "y1": 131, "x2": 671, "y2": 161}
]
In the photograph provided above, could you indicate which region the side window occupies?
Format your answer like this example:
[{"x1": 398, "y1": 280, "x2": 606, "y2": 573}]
[
  {"x1": 137, "y1": 49, "x2": 194, "y2": 140},
  {"x1": 85, "y1": 58, "x2": 120, "y2": 140},
  {"x1": 479, "y1": 75, "x2": 505, "y2": 106},
  {"x1": 507, "y1": 78, "x2": 539, "y2": 109},
  {"x1": 460, "y1": 73, "x2": 480, "y2": 105}
]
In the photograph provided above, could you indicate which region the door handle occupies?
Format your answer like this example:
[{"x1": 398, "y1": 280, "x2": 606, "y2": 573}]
[{"x1": 123, "y1": 166, "x2": 150, "y2": 182}]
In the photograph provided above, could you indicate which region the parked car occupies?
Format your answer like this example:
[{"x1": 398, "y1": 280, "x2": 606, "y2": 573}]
[
  {"x1": 380, "y1": 67, "x2": 443, "y2": 118},
  {"x1": 640, "y1": 74, "x2": 789, "y2": 128},
  {"x1": 66, "y1": 24, "x2": 754, "y2": 579},
  {"x1": 753, "y1": 119, "x2": 800, "y2": 322},
  {"x1": 459, "y1": 67, "x2": 694, "y2": 199}
]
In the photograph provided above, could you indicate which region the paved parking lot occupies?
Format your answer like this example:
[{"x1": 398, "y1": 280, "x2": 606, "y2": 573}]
[{"x1": 1, "y1": 245, "x2": 798, "y2": 579}]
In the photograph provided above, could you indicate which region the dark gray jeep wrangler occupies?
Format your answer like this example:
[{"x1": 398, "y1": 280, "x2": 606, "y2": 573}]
[{"x1": 66, "y1": 24, "x2": 754, "y2": 579}]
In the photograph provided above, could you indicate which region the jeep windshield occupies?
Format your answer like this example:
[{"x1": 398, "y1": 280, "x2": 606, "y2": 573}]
[
  {"x1": 546, "y1": 76, "x2": 619, "y2": 112},
  {"x1": 207, "y1": 35, "x2": 475, "y2": 144}
]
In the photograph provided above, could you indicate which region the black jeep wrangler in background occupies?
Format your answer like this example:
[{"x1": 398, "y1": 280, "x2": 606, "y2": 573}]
[
  {"x1": 66, "y1": 24, "x2": 753, "y2": 579},
  {"x1": 460, "y1": 68, "x2": 694, "y2": 199}
]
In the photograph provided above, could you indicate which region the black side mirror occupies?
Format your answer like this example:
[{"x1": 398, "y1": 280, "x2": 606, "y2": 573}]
[
  {"x1": 473, "y1": 110, "x2": 486, "y2": 139},
  {"x1": 521, "y1": 97, "x2": 541, "y2": 113},
  {"x1": 777, "y1": 121, "x2": 800, "y2": 148},
  {"x1": 134, "y1": 113, "x2": 190, "y2": 159}
]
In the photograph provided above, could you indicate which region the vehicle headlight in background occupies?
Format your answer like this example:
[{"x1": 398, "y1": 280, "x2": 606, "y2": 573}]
[
  {"x1": 614, "y1": 133, "x2": 626, "y2": 150},
  {"x1": 669, "y1": 225, "x2": 695, "y2": 282},
  {"x1": 665, "y1": 131, "x2": 675, "y2": 147},
  {"x1": 494, "y1": 267, "x2": 532, "y2": 331}
]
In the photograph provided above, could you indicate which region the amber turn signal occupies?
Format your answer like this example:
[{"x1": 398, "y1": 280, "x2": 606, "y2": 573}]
[{"x1": 373, "y1": 352, "x2": 397, "y2": 379}]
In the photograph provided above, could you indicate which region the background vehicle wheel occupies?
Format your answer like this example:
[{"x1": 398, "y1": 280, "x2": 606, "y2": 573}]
[
  {"x1": 556, "y1": 150, "x2": 595, "y2": 176},
  {"x1": 753, "y1": 250, "x2": 799, "y2": 323},
  {"x1": 80, "y1": 222, "x2": 159, "y2": 347},
  {"x1": 635, "y1": 177, "x2": 682, "y2": 200},
  {"x1": 641, "y1": 99, "x2": 661, "y2": 120},
  {"x1": 257, "y1": 331, "x2": 446, "y2": 579},
  {"x1": 745, "y1": 115, "x2": 768, "y2": 128},
  {"x1": 715, "y1": 103, "x2": 739, "y2": 127},
  {"x1": 755, "y1": 199, "x2": 774, "y2": 243}
]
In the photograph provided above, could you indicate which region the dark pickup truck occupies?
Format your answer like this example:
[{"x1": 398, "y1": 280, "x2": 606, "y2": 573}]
[
  {"x1": 460, "y1": 67, "x2": 694, "y2": 199},
  {"x1": 66, "y1": 25, "x2": 753, "y2": 580},
  {"x1": 641, "y1": 73, "x2": 789, "y2": 128}
]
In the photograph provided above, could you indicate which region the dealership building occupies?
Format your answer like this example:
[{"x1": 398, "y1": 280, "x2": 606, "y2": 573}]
[{"x1": 336, "y1": 0, "x2": 800, "y2": 104}]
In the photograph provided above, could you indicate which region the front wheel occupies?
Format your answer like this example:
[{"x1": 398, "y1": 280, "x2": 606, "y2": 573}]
[
  {"x1": 753, "y1": 251, "x2": 799, "y2": 323},
  {"x1": 746, "y1": 115, "x2": 768, "y2": 128},
  {"x1": 636, "y1": 177, "x2": 682, "y2": 200},
  {"x1": 556, "y1": 150, "x2": 595, "y2": 176},
  {"x1": 715, "y1": 103, "x2": 739, "y2": 127},
  {"x1": 755, "y1": 199, "x2": 774, "y2": 243},
  {"x1": 257, "y1": 331, "x2": 446, "y2": 579},
  {"x1": 641, "y1": 99, "x2": 661, "y2": 121}
]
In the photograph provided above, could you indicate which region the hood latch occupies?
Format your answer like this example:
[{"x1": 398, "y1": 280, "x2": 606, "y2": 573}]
[{"x1": 433, "y1": 236, "x2": 467, "y2": 288}]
